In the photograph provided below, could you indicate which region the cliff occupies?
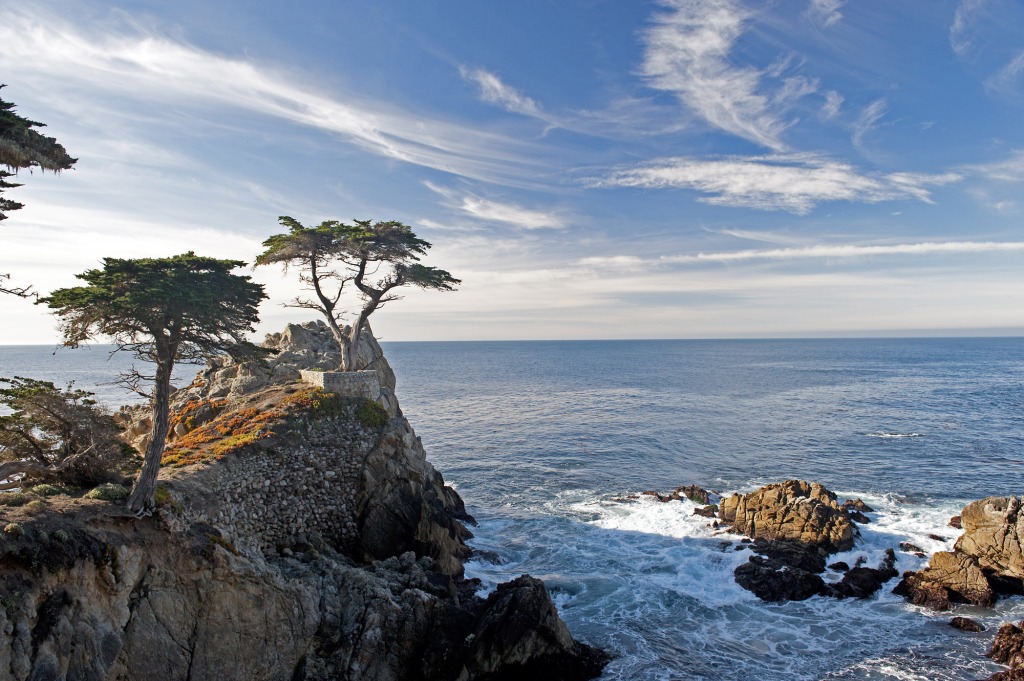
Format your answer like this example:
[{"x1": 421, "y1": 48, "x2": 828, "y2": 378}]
[{"x1": 0, "y1": 322, "x2": 607, "y2": 681}]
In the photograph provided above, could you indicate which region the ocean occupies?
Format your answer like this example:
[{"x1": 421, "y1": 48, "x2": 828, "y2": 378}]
[{"x1": 2, "y1": 338, "x2": 1023, "y2": 680}]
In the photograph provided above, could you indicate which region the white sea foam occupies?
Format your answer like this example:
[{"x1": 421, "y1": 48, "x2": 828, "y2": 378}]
[
  {"x1": 463, "y1": 487, "x2": 1018, "y2": 681},
  {"x1": 866, "y1": 431, "x2": 924, "y2": 438}
]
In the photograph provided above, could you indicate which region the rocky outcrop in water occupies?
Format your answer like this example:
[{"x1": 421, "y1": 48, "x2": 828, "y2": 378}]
[
  {"x1": 983, "y1": 620, "x2": 1024, "y2": 681},
  {"x1": 0, "y1": 321, "x2": 607, "y2": 681},
  {"x1": 720, "y1": 480, "x2": 899, "y2": 602},
  {"x1": 893, "y1": 496, "x2": 1024, "y2": 610}
]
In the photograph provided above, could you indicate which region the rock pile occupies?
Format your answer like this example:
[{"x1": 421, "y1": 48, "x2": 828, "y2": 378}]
[
  {"x1": 893, "y1": 496, "x2": 1024, "y2": 610},
  {"x1": 719, "y1": 480, "x2": 897, "y2": 602}
]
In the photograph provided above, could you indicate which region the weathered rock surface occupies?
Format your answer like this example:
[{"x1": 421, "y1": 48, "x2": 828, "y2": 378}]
[
  {"x1": 950, "y1": 616, "x2": 985, "y2": 632},
  {"x1": 893, "y1": 496, "x2": 1024, "y2": 610},
  {"x1": 0, "y1": 322, "x2": 606, "y2": 681},
  {"x1": 985, "y1": 621, "x2": 1024, "y2": 680},
  {"x1": 892, "y1": 551, "x2": 996, "y2": 610},
  {"x1": 722, "y1": 481, "x2": 900, "y2": 602},
  {"x1": 720, "y1": 480, "x2": 856, "y2": 553}
]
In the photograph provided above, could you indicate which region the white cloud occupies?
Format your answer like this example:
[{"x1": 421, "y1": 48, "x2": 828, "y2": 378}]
[
  {"x1": 0, "y1": 7, "x2": 543, "y2": 187},
  {"x1": 985, "y1": 49, "x2": 1024, "y2": 94},
  {"x1": 851, "y1": 98, "x2": 887, "y2": 150},
  {"x1": 424, "y1": 182, "x2": 566, "y2": 229},
  {"x1": 950, "y1": 0, "x2": 988, "y2": 57},
  {"x1": 592, "y1": 154, "x2": 962, "y2": 214},
  {"x1": 460, "y1": 67, "x2": 548, "y2": 121},
  {"x1": 822, "y1": 91, "x2": 844, "y2": 119},
  {"x1": 807, "y1": 0, "x2": 846, "y2": 27},
  {"x1": 969, "y1": 149, "x2": 1024, "y2": 181},
  {"x1": 640, "y1": 0, "x2": 813, "y2": 150},
  {"x1": 659, "y1": 240, "x2": 1024, "y2": 264}
]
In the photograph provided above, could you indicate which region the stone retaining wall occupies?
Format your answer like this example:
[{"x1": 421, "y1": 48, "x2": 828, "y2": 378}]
[{"x1": 299, "y1": 369, "x2": 381, "y2": 401}]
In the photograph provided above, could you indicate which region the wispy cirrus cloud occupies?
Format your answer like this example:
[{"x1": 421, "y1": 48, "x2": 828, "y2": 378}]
[
  {"x1": 640, "y1": 0, "x2": 815, "y2": 150},
  {"x1": 807, "y1": 0, "x2": 846, "y2": 27},
  {"x1": 591, "y1": 154, "x2": 961, "y2": 214},
  {"x1": 969, "y1": 149, "x2": 1024, "y2": 181},
  {"x1": 822, "y1": 91, "x2": 844, "y2": 119},
  {"x1": 0, "y1": 7, "x2": 544, "y2": 187},
  {"x1": 424, "y1": 182, "x2": 566, "y2": 229},
  {"x1": 459, "y1": 66, "x2": 551, "y2": 122},
  {"x1": 950, "y1": 0, "x2": 988, "y2": 57},
  {"x1": 851, "y1": 98, "x2": 887, "y2": 150},
  {"x1": 985, "y1": 49, "x2": 1024, "y2": 94},
  {"x1": 659, "y1": 240, "x2": 1024, "y2": 263}
]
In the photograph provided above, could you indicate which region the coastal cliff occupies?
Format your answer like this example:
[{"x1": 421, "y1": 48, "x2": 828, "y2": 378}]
[{"x1": 0, "y1": 322, "x2": 607, "y2": 681}]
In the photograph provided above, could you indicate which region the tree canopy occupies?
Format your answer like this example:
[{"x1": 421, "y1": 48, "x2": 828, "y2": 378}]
[
  {"x1": 0, "y1": 84, "x2": 77, "y2": 222},
  {"x1": 0, "y1": 377, "x2": 128, "y2": 490},
  {"x1": 256, "y1": 217, "x2": 459, "y2": 371},
  {"x1": 40, "y1": 252, "x2": 267, "y2": 513}
]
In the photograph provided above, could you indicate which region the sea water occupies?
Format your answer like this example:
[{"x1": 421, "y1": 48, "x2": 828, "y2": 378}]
[{"x1": 2, "y1": 338, "x2": 1023, "y2": 680}]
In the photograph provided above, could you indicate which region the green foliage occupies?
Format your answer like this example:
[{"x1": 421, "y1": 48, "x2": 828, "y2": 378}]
[
  {"x1": 0, "y1": 376, "x2": 127, "y2": 488},
  {"x1": 52, "y1": 529, "x2": 68, "y2": 542},
  {"x1": 85, "y1": 483, "x2": 129, "y2": 502},
  {"x1": 40, "y1": 253, "x2": 267, "y2": 513},
  {"x1": 310, "y1": 391, "x2": 347, "y2": 419},
  {"x1": 3, "y1": 522, "x2": 23, "y2": 537},
  {"x1": 0, "y1": 85, "x2": 76, "y2": 222},
  {"x1": 30, "y1": 484, "x2": 64, "y2": 497},
  {"x1": 257, "y1": 216, "x2": 459, "y2": 371},
  {"x1": 40, "y1": 253, "x2": 267, "y2": 361},
  {"x1": 24, "y1": 500, "x2": 45, "y2": 514},
  {"x1": 356, "y1": 399, "x2": 389, "y2": 430}
]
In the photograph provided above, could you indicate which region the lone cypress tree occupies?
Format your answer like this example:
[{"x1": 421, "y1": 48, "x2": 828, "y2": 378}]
[
  {"x1": 40, "y1": 253, "x2": 267, "y2": 514},
  {"x1": 256, "y1": 217, "x2": 459, "y2": 371}
]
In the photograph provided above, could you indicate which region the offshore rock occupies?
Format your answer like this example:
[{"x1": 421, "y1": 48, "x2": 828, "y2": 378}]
[
  {"x1": 987, "y1": 621, "x2": 1024, "y2": 680},
  {"x1": 720, "y1": 480, "x2": 856, "y2": 553},
  {"x1": 723, "y1": 481, "x2": 900, "y2": 602},
  {"x1": 950, "y1": 616, "x2": 985, "y2": 632},
  {"x1": 894, "y1": 496, "x2": 1024, "y2": 610},
  {"x1": 892, "y1": 551, "x2": 996, "y2": 610}
]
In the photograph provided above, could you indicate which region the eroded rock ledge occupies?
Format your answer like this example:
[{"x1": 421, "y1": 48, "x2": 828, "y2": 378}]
[{"x1": 0, "y1": 321, "x2": 607, "y2": 681}]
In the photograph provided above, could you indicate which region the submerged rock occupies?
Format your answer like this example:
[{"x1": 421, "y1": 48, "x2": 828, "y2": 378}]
[
  {"x1": 949, "y1": 616, "x2": 985, "y2": 632},
  {"x1": 734, "y1": 555, "x2": 826, "y2": 602}
]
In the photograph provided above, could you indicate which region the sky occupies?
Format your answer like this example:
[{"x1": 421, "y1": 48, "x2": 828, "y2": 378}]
[{"x1": 1, "y1": 0, "x2": 1023, "y2": 343}]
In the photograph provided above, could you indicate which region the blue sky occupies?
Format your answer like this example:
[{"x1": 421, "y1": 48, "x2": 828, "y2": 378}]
[{"x1": 1, "y1": 0, "x2": 1023, "y2": 342}]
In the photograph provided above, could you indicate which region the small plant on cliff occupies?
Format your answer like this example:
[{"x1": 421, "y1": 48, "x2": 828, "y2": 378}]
[
  {"x1": 256, "y1": 216, "x2": 459, "y2": 371},
  {"x1": 3, "y1": 522, "x2": 23, "y2": 537},
  {"x1": 85, "y1": 483, "x2": 129, "y2": 502},
  {"x1": 40, "y1": 253, "x2": 267, "y2": 516},
  {"x1": 356, "y1": 399, "x2": 388, "y2": 429}
]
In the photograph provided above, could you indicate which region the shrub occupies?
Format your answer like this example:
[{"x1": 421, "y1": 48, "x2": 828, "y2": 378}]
[
  {"x1": 53, "y1": 529, "x2": 69, "y2": 542},
  {"x1": 24, "y1": 500, "x2": 45, "y2": 514},
  {"x1": 3, "y1": 522, "x2": 23, "y2": 536},
  {"x1": 30, "y1": 484, "x2": 63, "y2": 497},
  {"x1": 0, "y1": 492, "x2": 31, "y2": 507},
  {"x1": 85, "y1": 483, "x2": 129, "y2": 502},
  {"x1": 356, "y1": 399, "x2": 388, "y2": 429}
]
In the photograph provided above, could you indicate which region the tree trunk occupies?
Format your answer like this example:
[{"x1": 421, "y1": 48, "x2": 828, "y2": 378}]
[
  {"x1": 127, "y1": 355, "x2": 173, "y2": 515},
  {"x1": 342, "y1": 311, "x2": 372, "y2": 372}
]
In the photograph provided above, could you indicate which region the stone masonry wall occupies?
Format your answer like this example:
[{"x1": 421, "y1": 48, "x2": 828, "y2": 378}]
[{"x1": 299, "y1": 369, "x2": 382, "y2": 402}]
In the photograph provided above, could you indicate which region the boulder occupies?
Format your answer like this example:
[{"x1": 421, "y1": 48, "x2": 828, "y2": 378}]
[
  {"x1": 949, "y1": 616, "x2": 984, "y2": 632},
  {"x1": 693, "y1": 505, "x2": 718, "y2": 518},
  {"x1": 955, "y1": 497, "x2": 1024, "y2": 585},
  {"x1": 826, "y1": 549, "x2": 898, "y2": 599},
  {"x1": 894, "y1": 496, "x2": 1024, "y2": 610},
  {"x1": 843, "y1": 498, "x2": 874, "y2": 513},
  {"x1": 891, "y1": 551, "x2": 996, "y2": 610},
  {"x1": 734, "y1": 556, "x2": 825, "y2": 602},
  {"x1": 989, "y1": 621, "x2": 1024, "y2": 672},
  {"x1": 459, "y1": 576, "x2": 610, "y2": 681},
  {"x1": 719, "y1": 480, "x2": 856, "y2": 553}
]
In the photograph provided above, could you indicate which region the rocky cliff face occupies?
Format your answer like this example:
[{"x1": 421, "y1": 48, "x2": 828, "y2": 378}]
[{"x1": 0, "y1": 321, "x2": 607, "y2": 681}]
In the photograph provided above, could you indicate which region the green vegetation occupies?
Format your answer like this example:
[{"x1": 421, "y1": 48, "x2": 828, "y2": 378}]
[
  {"x1": 0, "y1": 85, "x2": 76, "y2": 297},
  {"x1": 0, "y1": 377, "x2": 127, "y2": 490},
  {"x1": 52, "y1": 529, "x2": 68, "y2": 542},
  {"x1": 256, "y1": 216, "x2": 459, "y2": 371},
  {"x1": 30, "y1": 484, "x2": 63, "y2": 497},
  {"x1": 41, "y1": 253, "x2": 267, "y2": 515},
  {"x1": 3, "y1": 522, "x2": 23, "y2": 536},
  {"x1": 356, "y1": 399, "x2": 389, "y2": 429},
  {"x1": 85, "y1": 483, "x2": 129, "y2": 502}
]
